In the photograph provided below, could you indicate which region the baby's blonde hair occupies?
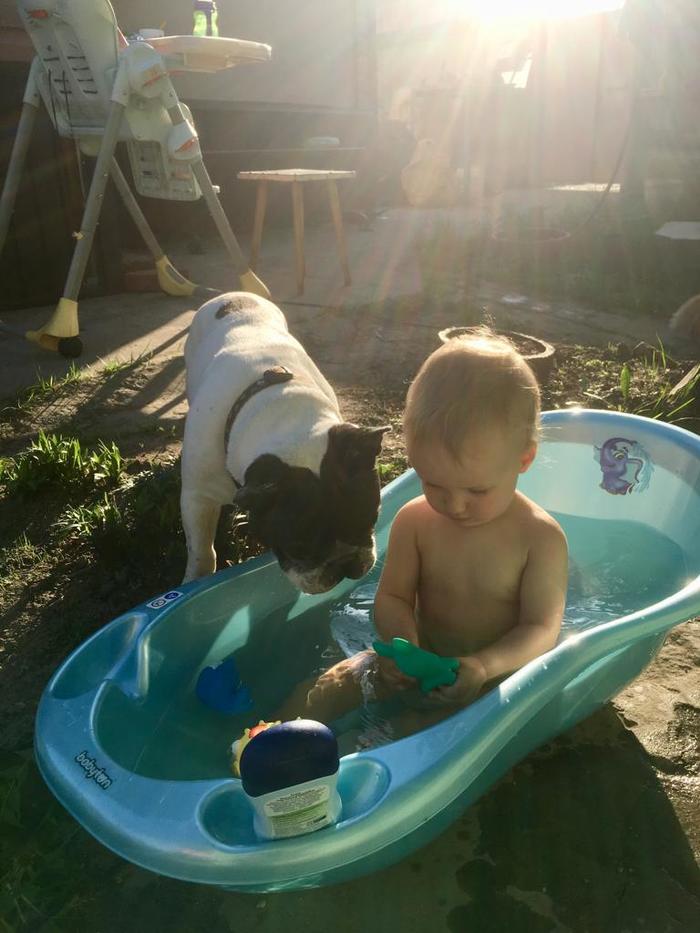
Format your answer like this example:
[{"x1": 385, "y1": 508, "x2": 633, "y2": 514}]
[{"x1": 403, "y1": 327, "x2": 541, "y2": 459}]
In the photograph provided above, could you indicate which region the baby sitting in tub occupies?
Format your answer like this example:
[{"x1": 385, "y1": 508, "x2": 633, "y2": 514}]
[{"x1": 277, "y1": 328, "x2": 569, "y2": 735}]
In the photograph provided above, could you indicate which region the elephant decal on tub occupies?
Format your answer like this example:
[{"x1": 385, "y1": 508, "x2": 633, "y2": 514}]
[{"x1": 594, "y1": 437, "x2": 653, "y2": 495}]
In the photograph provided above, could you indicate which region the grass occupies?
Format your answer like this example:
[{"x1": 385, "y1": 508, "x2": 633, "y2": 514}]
[
  {"x1": 0, "y1": 533, "x2": 46, "y2": 577},
  {"x1": 617, "y1": 343, "x2": 700, "y2": 423},
  {"x1": 566, "y1": 339, "x2": 700, "y2": 426},
  {"x1": 0, "y1": 749, "x2": 133, "y2": 931},
  {"x1": 54, "y1": 493, "x2": 122, "y2": 541},
  {"x1": 377, "y1": 456, "x2": 408, "y2": 484},
  {"x1": 0, "y1": 432, "x2": 123, "y2": 495},
  {"x1": 0, "y1": 430, "x2": 405, "y2": 930},
  {"x1": 0, "y1": 340, "x2": 698, "y2": 929},
  {"x1": 417, "y1": 199, "x2": 700, "y2": 317},
  {"x1": 98, "y1": 357, "x2": 131, "y2": 376},
  {"x1": 96, "y1": 349, "x2": 154, "y2": 377},
  {"x1": 0, "y1": 438, "x2": 255, "y2": 581},
  {"x1": 0, "y1": 353, "x2": 154, "y2": 456},
  {"x1": 4, "y1": 363, "x2": 85, "y2": 414}
]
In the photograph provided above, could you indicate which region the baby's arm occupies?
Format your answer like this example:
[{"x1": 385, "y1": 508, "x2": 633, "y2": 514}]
[
  {"x1": 373, "y1": 502, "x2": 422, "y2": 688},
  {"x1": 440, "y1": 517, "x2": 568, "y2": 703}
]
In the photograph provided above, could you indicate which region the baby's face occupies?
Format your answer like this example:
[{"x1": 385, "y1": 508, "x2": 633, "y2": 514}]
[{"x1": 409, "y1": 428, "x2": 535, "y2": 527}]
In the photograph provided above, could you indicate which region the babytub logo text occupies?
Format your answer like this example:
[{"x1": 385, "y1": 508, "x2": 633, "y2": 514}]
[
  {"x1": 594, "y1": 437, "x2": 653, "y2": 495},
  {"x1": 75, "y1": 750, "x2": 113, "y2": 789}
]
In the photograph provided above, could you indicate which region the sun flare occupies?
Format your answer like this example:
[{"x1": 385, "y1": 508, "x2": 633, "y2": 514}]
[{"x1": 459, "y1": 0, "x2": 625, "y2": 20}]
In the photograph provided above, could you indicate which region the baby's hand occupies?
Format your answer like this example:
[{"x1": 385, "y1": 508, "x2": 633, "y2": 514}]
[
  {"x1": 376, "y1": 653, "x2": 416, "y2": 692},
  {"x1": 432, "y1": 656, "x2": 487, "y2": 705}
]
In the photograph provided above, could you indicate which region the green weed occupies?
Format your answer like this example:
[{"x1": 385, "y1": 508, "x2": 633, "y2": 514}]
[
  {"x1": 1, "y1": 433, "x2": 123, "y2": 495},
  {"x1": 617, "y1": 356, "x2": 700, "y2": 424},
  {"x1": 98, "y1": 357, "x2": 130, "y2": 376},
  {"x1": 377, "y1": 457, "x2": 408, "y2": 485},
  {"x1": 85, "y1": 462, "x2": 184, "y2": 570},
  {"x1": 8, "y1": 363, "x2": 85, "y2": 413},
  {"x1": 0, "y1": 533, "x2": 46, "y2": 576},
  {"x1": 55, "y1": 494, "x2": 122, "y2": 540},
  {"x1": 97, "y1": 348, "x2": 152, "y2": 376},
  {"x1": 619, "y1": 363, "x2": 631, "y2": 403}
]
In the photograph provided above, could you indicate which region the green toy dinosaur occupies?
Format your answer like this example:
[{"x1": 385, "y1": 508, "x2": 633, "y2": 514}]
[{"x1": 372, "y1": 637, "x2": 459, "y2": 693}]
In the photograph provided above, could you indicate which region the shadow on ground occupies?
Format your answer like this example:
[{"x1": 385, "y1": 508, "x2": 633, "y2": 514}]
[{"x1": 3, "y1": 702, "x2": 698, "y2": 933}]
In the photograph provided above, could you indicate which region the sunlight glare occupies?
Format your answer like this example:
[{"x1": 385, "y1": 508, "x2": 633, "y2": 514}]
[{"x1": 459, "y1": 1, "x2": 625, "y2": 20}]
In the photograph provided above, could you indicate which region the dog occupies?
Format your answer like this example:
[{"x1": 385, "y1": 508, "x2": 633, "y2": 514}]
[{"x1": 180, "y1": 293, "x2": 389, "y2": 593}]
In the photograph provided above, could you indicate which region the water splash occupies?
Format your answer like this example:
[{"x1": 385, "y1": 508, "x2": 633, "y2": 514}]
[
  {"x1": 324, "y1": 517, "x2": 691, "y2": 749},
  {"x1": 329, "y1": 582, "x2": 378, "y2": 658}
]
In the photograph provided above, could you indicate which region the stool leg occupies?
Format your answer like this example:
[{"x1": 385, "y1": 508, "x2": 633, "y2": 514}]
[
  {"x1": 327, "y1": 180, "x2": 351, "y2": 286},
  {"x1": 250, "y1": 181, "x2": 267, "y2": 272},
  {"x1": 291, "y1": 180, "x2": 305, "y2": 295}
]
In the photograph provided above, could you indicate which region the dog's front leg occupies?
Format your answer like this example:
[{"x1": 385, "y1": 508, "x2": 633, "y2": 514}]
[{"x1": 181, "y1": 490, "x2": 222, "y2": 583}]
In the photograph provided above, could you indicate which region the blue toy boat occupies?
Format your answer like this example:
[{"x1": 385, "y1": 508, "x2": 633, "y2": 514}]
[{"x1": 35, "y1": 410, "x2": 700, "y2": 891}]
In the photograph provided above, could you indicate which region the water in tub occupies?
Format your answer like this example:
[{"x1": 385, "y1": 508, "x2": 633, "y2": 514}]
[
  {"x1": 320, "y1": 514, "x2": 692, "y2": 752},
  {"x1": 98, "y1": 514, "x2": 691, "y2": 779}
]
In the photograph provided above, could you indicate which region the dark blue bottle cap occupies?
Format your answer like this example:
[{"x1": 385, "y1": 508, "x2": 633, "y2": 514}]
[{"x1": 240, "y1": 720, "x2": 339, "y2": 797}]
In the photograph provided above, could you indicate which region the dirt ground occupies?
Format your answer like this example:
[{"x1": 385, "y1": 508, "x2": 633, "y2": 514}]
[{"x1": 0, "y1": 293, "x2": 699, "y2": 931}]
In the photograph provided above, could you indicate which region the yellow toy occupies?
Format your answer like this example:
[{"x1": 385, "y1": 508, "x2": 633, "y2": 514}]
[{"x1": 231, "y1": 720, "x2": 281, "y2": 776}]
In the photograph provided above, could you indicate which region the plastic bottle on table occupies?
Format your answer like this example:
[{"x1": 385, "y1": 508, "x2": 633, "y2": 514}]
[{"x1": 193, "y1": 0, "x2": 219, "y2": 37}]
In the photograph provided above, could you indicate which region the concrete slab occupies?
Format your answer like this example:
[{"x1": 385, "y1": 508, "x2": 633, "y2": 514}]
[
  {"x1": 0, "y1": 203, "x2": 682, "y2": 406},
  {"x1": 0, "y1": 206, "x2": 430, "y2": 400}
]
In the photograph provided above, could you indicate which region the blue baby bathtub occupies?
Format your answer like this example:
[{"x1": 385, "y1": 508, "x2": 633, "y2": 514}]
[{"x1": 35, "y1": 410, "x2": 700, "y2": 891}]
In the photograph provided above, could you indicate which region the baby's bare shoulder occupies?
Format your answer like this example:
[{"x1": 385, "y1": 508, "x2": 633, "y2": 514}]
[
  {"x1": 516, "y1": 494, "x2": 567, "y2": 549},
  {"x1": 395, "y1": 495, "x2": 431, "y2": 522},
  {"x1": 392, "y1": 496, "x2": 434, "y2": 540}
]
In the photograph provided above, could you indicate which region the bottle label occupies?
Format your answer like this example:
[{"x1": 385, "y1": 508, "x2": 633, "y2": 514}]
[{"x1": 263, "y1": 785, "x2": 331, "y2": 838}]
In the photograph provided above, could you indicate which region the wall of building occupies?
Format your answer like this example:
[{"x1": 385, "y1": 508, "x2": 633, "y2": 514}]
[
  {"x1": 377, "y1": 10, "x2": 636, "y2": 188},
  {"x1": 113, "y1": 0, "x2": 376, "y2": 112}
]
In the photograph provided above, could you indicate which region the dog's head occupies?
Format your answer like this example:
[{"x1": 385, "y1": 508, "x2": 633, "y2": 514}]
[{"x1": 234, "y1": 424, "x2": 389, "y2": 594}]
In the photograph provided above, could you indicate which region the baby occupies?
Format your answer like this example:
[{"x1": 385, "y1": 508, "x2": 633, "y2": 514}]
[{"x1": 277, "y1": 328, "x2": 568, "y2": 731}]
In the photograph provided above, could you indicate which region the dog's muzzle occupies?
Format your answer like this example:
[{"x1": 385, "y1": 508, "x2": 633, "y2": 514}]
[{"x1": 283, "y1": 542, "x2": 376, "y2": 595}]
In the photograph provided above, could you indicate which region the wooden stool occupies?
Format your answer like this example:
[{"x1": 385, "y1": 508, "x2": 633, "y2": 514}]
[{"x1": 237, "y1": 169, "x2": 356, "y2": 295}]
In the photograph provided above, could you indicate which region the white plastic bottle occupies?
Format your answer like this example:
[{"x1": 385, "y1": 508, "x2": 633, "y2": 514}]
[{"x1": 237, "y1": 720, "x2": 342, "y2": 840}]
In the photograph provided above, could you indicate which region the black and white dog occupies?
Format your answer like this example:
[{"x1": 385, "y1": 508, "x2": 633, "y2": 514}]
[{"x1": 180, "y1": 293, "x2": 388, "y2": 593}]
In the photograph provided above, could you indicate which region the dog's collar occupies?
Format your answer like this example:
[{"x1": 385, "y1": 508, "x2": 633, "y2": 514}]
[{"x1": 224, "y1": 366, "x2": 294, "y2": 485}]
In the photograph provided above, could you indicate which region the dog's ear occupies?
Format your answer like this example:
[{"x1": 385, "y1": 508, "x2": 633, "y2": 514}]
[
  {"x1": 325, "y1": 423, "x2": 391, "y2": 476},
  {"x1": 233, "y1": 482, "x2": 278, "y2": 511},
  {"x1": 233, "y1": 454, "x2": 289, "y2": 511}
]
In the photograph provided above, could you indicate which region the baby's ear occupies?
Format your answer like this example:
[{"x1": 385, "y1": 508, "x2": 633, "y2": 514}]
[{"x1": 519, "y1": 444, "x2": 537, "y2": 473}]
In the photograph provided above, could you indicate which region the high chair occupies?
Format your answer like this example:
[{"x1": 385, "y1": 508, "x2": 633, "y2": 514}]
[{"x1": 0, "y1": 0, "x2": 271, "y2": 356}]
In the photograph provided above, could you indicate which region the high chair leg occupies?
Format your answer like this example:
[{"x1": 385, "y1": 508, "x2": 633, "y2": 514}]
[
  {"x1": 165, "y1": 100, "x2": 270, "y2": 299},
  {"x1": 0, "y1": 98, "x2": 38, "y2": 254},
  {"x1": 109, "y1": 157, "x2": 214, "y2": 298},
  {"x1": 190, "y1": 158, "x2": 271, "y2": 300},
  {"x1": 26, "y1": 98, "x2": 125, "y2": 356}
]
